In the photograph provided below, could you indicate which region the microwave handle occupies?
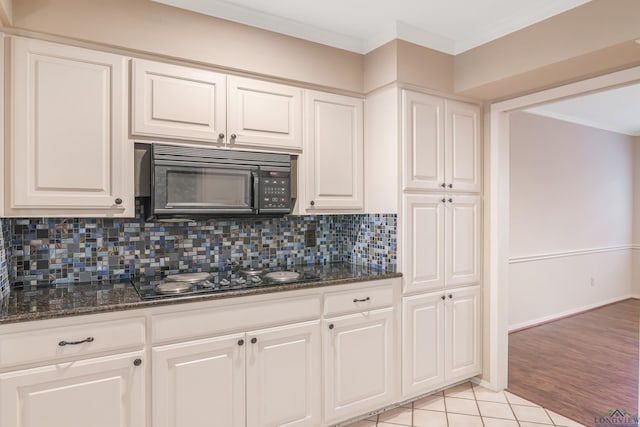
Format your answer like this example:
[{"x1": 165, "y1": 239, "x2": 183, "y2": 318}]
[{"x1": 252, "y1": 171, "x2": 260, "y2": 213}]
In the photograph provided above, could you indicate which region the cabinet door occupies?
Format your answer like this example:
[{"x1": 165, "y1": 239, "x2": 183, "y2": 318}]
[
  {"x1": 152, "y1": 334, "x2": 245, "y2": 427},
  {"x1": 131, "y1": 59, "x2": 226, "y2": 143},
  {"x1": 9, "y1": 37, "x2": 132, "y2": 216},
  {"x1": 402, "y1": 90, "x2": 445, "y2": 191},
  {"x1": 246, "y1": 321, "x2": 321, "y2": 427},
  {"x1": 323, "y1": 308, "x2": 395, "y2": 425},
  {"x1": 228, "y1": 76, "x2": 302, "y2": 151},
  {"x1": 304, "y1": 90, "x2": 363, "y2": 211},
  {"x1": 0, "y1": 351, "x2": 145, "y2": 427},
  {"x1": 445, "y1": 100, "x2": 481, "y2": 192},
  {"x1": 445, "y1": 286, "x2": 481, "y2": 382},
  {"x1": 445, "y1": 195, "x2": 481, "y2": 287},
  {"x1": 401, "y1": 292, "x2": 445, "y2": 399},
  {"x1": 403, "y1": 194, "x2": 445, "y2": 294}
]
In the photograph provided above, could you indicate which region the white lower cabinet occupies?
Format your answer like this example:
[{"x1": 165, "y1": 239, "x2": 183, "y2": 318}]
[
  {"x1": 153, "y1": 321, "x2": 321, "y2": 427},
  {"x1": 0, "y1": 351, "x2": 146, "y2": 427},
  {"x1": 323, "y1": 308, "x2": 395, "y2": 425},
  {"x1": 402, "y1": 285, "x2": 481, "y2": 399}
]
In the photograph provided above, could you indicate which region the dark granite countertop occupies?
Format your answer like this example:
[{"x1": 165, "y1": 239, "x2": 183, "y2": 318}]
[{"x1": 0, "y1": 263, "x2": 401, "y2": 325}]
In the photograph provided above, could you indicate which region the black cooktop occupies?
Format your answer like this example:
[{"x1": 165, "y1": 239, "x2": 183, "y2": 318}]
[{"x1": 130, "y1": 267, "x2": 321, "y2": 300}]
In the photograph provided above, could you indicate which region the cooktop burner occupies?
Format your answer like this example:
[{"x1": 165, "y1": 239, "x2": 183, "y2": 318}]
[{"x1": 131, "y1": 267, "x2": 320, "y2": 300}]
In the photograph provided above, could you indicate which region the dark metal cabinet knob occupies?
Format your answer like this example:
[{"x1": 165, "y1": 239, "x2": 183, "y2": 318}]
[
  {"x1": 238, "y1": 339, "x2": 245, "y2": 346},
  {"x1": 441, "y1": 198, "x2": 446, "y2": 203},
  {"x1": 218, "y1": 133, "x2": 225, "y2": 139},
  {"x1": 328, "y1": 324, "x2": 334, "y2": 330},
  {"x1": 448, "y1": 198, "x2": 453, "y2": 203},
  {"x1": 133, "y1": 358, "x2": 142, "y2": 367},
  {"x1": 441, "y1": 183, "x2": 446, "y2": 188},
  {"x1": 448, "y1": 184, "x2": 453, "y2": 188},
  {"x1": 230, "y1": 134, "x2": 237, "y2": 141},
  {"x1": 114, "y1": 198, "x2": 122, "y2": 205},
  {"x1": 251, "y1": 337, "x2": 257, "y2": 344},
  {"x1": 441, "y1": 295, "x2": 446, "y2": 300},
  {"x1": 310, "y1": 200, "x2": 315, "y2": 206},
  {"x1": 448, "y1": 294, "x2": 453, "y2": 299}
]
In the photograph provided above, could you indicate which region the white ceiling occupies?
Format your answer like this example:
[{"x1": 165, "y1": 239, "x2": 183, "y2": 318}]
[
  {"x1": 152, "y1": 0, "x2": 591, "y2": 55},
  {"x1": 526, "y1": 84, "x2": 640, "y2": 137},
  {"x1": 152, "y1": 0, "x2": 640, "y2": 136}
]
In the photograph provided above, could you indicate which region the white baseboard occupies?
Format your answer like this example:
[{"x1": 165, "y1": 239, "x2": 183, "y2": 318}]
[{"x1": 508, "y1": 294, "x2": 634, "y2": 332}]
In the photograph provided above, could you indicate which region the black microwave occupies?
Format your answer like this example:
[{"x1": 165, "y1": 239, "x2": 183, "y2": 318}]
[{"x1": 135, "y1": 143, "x2": 295, "y2": 220}]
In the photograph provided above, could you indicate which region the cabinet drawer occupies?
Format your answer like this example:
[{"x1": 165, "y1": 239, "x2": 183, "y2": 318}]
[
  {"x1": 324, "y1": 283, "x2": 394, "y2": 316},
  {"x1": 152, "y1": 295, "x2": 321, "y2": 344},
  {"x1": 0, "y1": 317, "x2": 146, "y2": 369}
]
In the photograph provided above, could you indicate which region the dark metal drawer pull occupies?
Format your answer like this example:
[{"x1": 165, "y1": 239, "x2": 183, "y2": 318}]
[
  {"x1": 58, "y1": 337, "x2": 95, "y2": 347},
  {"x1": 353, "y1": 297, "x2": 371, "y2": 303}
]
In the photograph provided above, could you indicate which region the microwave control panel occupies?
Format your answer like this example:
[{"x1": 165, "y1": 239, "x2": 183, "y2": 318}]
[{"x1": 259, "y1": 170, "x2": 291, "y2": 212}]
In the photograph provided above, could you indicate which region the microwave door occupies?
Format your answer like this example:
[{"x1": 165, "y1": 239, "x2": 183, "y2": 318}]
[{"x1": 153, "y1": 164, "x2": 256, "y2": 214}]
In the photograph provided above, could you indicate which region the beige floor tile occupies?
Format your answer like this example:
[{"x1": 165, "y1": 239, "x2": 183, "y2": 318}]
[
  {"x1": 482, "y1": 417, "x2": 520, "y2": 427},
  {"x1": 414, "y1": 394, "x2": 446, "y2": 412},
  {"x1": 512, "y1": 404, "x2": 554, "y2": 424},
  {"x1": 342, "y1": 420, "x2": 377, "y2": 427},
  {"x1": 505, "y1": 391, "x2": 540, "y2": 406},
  {"x1": 377, "y1": 406, "x2": 413, "y2": 426},
  {"x1": 477, "y1": 401, "x2": 516, "y2": 419},
  {"x1": 473, "y1": 385, "x2": 509, "y2": 403},
  {"x1": 547, "y1": 410, "x2": 587, "y2": 427},
  {"x1": 445, "y1": 396, "x2": 480, "y2": 415},
  {"x1": 519, "y1": 422, "x2": 555, "y2": 427},
  {"x1": 447, "y1": 413, "x2": 484, "y2": 427},
  {"x1": 444, "y1": 382, "x2": 476, "y2": 399},
  {"x1": 413, "y1": 409, "x2": 448, "y2": 427}
]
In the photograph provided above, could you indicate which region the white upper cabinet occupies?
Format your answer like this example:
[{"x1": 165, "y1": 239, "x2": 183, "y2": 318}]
[
  {"x1": 445, "y1": 100, "x2": 481, "y2": 192},
  {"x1": 402, "y1": 90, "x2": 480, "y2": 192},
  {"x1": 131, "y1": 59, "x2": 303, "y2": 152},
  {"x1": 304, "y1": 90, "x2": 364, "y2": 212},
  {"x1": 8, "y1": 37, "x2": 133, "y2": 216},
  {"x1": 227, "y1": 76, "x2": 302, "y2": 150},
  {"x1": 402, "y1": 91, "x2": 445, "y2": 191},
  {"x1": 403, "y1": 194, "x2": 480, "y2": 294},
  {"x1": 132, "y1": 59, "x2": 227, "y2": 143}
]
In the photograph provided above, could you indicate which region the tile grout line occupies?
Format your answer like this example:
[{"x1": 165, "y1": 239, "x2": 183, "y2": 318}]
[
  {"x1": 470, "y1": 384, "x2": 487, "y2": 427},
  {"x1": 443, "y1": 391, "x2": 450, "y2": 427},
  {"x1": 503, "y1": 389, "x2": 523, "y2": 427}
]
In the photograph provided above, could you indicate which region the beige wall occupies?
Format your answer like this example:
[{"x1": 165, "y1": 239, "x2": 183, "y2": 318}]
[
  {"x1": 455, "y1": 0, "x2": 640, "y2": 100},
  {"x1": 0, "y1": 0, "x2": 11, "y2": 25},
  {"x1": 11, "y1": 0, "x2": 364, "y2": 93},
  {"x1": 7, "y1": 0, "x2": 640, "y2": 100},
  {"x1": 509, "y1": 112, "x2": 636, "y2": 328}
]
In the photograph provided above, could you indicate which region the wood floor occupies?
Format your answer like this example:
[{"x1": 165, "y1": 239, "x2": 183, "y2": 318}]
[{"x1": 508, "y1": 298, "x2": 640, "y2": 426}]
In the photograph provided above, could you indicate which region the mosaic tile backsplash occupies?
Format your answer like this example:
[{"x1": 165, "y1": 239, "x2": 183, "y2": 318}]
[
  {"x1": 0, "y1": 219, "x2": 10, "y2": 303},
  {"x1": 6, "y1": 203, "x2": 396, "y2": 286}
]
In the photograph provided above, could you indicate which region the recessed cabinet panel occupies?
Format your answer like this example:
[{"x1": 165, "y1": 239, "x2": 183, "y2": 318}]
[
  {"x1": 132, "y1": 59, "x2": 226, "y2": 142},
  {"x1": 445, "y1": 286, "x2": 481, "y2": 382},
  {"x1": 228, "y1": 76, "x2": 302, "y2": 150},
  {"x1": 0, "y1": 351, "x2": 145, "y2": 427},
  {"x1": 402, "y1": 91, "x2": 444, "y2": 191},
  {"x1": 9, "y1": 37, "x2": 132, "y2": 215},
  {"x1": 247, "y1": 321, "x2": 320, "y2": 427},
  {"x1": 402, "y1": 293, "x2": 445, "y2": 398},
  {"x1": 152, "y1": 334, "x2": 245, "y2": 427},
  {"x1": 445, "y1": 195, "x2": 481, "y2": 287},
  {"x1": 403, "y1": 194, "x2": 445, "y2": 293},
  {"x1": 323, "y1": 308, "x2": 394, "y2": 425},
  {"x1": 445, "y1": 100, "x2": 481, "y2": 192},
  {"x1": 305, "y1": 91, "x2": 363, "y2": 211}
]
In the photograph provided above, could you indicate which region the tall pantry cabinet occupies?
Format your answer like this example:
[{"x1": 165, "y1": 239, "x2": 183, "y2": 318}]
[{"x1": 365, "y1": 87, "x2": 482, "y2": 400}]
